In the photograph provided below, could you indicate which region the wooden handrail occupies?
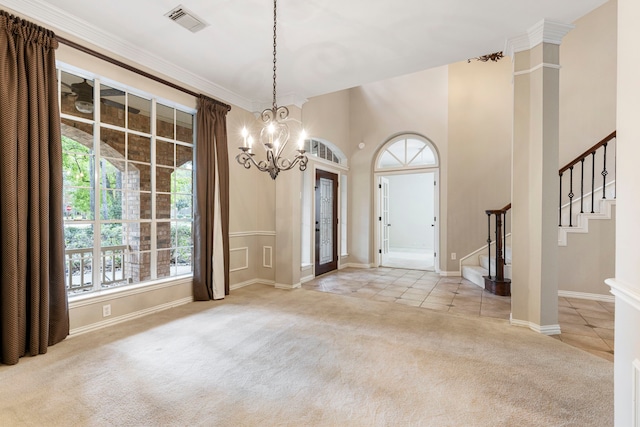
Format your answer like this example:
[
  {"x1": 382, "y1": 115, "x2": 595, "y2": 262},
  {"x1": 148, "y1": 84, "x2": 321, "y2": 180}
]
[
  {"x1": 559, "y1": 131, "x2": 616, "y2": 174},
  {"x1": 485, "y1": 203, "x2": 511, "y2": 215}
]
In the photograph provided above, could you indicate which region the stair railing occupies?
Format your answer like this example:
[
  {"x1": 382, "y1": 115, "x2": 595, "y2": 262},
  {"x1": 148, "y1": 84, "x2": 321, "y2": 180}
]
[
  {"x1": 484, "y1": 203, "x2": 511, "y2": 296},
  {"x1": 559, "y1": 131, "x2": 616, "y2": 227}
]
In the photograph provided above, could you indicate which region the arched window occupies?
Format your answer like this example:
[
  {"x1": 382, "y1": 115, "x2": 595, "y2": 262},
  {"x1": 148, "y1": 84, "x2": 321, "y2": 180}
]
[
  {"x1": 375, "y1": 135, "x2": 438, "y2": 171},
  {"x1": 304, "y1": 138, "x2": 346, "y2": 165}
]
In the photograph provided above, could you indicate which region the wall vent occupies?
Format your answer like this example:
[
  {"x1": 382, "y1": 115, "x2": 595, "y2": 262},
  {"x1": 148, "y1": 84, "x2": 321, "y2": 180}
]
[{"x1": 165, "y1": 5, "x2": 209, "y2": 33}]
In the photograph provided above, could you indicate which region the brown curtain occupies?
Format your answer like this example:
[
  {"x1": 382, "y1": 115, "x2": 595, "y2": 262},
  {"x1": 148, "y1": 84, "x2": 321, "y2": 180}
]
[
  {"x1": 193, "y1": 96, "x2": 230, "y2": 300},
  {"x1": 0, "y1": 11, "x2": 68, "y2": 365}
]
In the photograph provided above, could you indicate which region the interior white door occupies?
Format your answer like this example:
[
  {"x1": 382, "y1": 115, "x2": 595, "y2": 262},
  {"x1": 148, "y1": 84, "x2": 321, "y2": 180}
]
[{"x1": 380, "y1": 176, "x2": 390, "y2": 266}]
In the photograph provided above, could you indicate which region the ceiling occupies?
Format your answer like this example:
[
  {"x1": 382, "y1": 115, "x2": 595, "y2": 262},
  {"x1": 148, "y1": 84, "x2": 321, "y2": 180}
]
[{"x1": 5, "y1": 0, "x2": 608, "y2": 111}]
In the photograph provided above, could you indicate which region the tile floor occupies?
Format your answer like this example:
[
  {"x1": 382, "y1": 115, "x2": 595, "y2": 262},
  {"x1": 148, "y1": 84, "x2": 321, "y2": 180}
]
[{"x1": 302, "y1": 267, "x2": 614, "y2": 361}]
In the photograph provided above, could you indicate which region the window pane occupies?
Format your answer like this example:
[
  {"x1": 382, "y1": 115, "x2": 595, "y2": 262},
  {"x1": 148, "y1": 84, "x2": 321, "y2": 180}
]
[
  {"x1": 157, "y1": 249, "x2": 172, "y2": 279},
  {"x1": 61, "y1": 119, "x2": 93, "y2": 152},
  {"x1": 157, "y1": 166, "x2": 173, "y2": 193},
  {"x1": 175, "y1": 222, "x2": 192, "y2": 246},
  {"x1": 387, "y1": 140, "x2": 406, "y2": 164},
  {"x1": 173, "y1": 168, "x2": 192, "y2": 194},
  {"x1": 128, "y1": 94, "x2": 151, "y2": 133},
  {"x1": 61, "y1": 71, "x2": 94, "y2": 120},
  {"x1": 64, "y1": 187, "x2": 94, "y2": 220},
  {"x1": 176, "y1": 145, "x2": 193, "y2": 168},
  {"x1": 100, "y1": 159, "x2": 124, "y2": 220},
  {"x1": 129, "y1": 163, "x2": 151, "y2": 192},
  {"x1": 100, "y1": 84, "x2": 126, "y2": 127},
  {"x1": 126, "y1": 222, "x2": 151, "y2": 252},
  {"x1": 173, "y1": 247, "x2": 193, "y2": 276},
  {"x1": 128, "y1": 134, "x2": 151, "y2": 163},
  {"x1": 102, "y1": 127, "x2": 126, "y2": 159},
  {"x1": 101, "y1": 223, "x2": 124, "y2": 247},
  {"x1": 173, "y1": 195, "x2": 192, "y2": 219},
  {"x1": 378, "y1": 151, "x2": 402, "y2": 168},
  {"x1": 157, "y1": 103, "x2": 174, "y2": 139},
  {"x1": 176, "y1": 110, "x2": 193, "y2": 143},
  {"x1": 157, "y1": 222, "x2": 171, "y2": 249},
  {"x1": 64, "y1": 224, "x2": 94, "y2": 294},
  {"x1": 124, "y1": 191, "x2": 151, "y2": 220},
  {"x1": 157, "y1": 140, "x2": 175, "y2": 166},
  {"x1": 128, "y1": 251, "x2": 151, "y2": 283},
  {"x1": 157, "y1": 193, "x2": 172, "y2": 219}
]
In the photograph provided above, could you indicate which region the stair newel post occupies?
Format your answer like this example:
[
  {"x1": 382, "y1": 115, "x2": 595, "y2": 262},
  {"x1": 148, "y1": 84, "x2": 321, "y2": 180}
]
[
  {"x1": 495, "y1": 212, "x2": 504, "y2": 282},
  {"x1": 559, "y1": 172, "x2": 563, "y2": 226},
  {"x1": 602, "y1": 142, "x2": 608, "y2": 199},
  {"x1": 503, "y1": 210, "x2": 507, "y2": 266},
  {"x1": 486, "y1": 212, "x2": 492, "y2": 279},
  {"x1": 580, "y1": 158, "x2": 585, "y2": 214},
  {"x1": 483, "y1": 206, "x2": 511, "y2": 297},
  {"x1": 568, "y1": 166, "x2": 574, "y2": 227}
]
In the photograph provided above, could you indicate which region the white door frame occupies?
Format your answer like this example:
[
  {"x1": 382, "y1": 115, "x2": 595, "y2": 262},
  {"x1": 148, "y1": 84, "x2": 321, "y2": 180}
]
[{"x1": 374, "y1": 168, "x2": 440, "y2": 272}]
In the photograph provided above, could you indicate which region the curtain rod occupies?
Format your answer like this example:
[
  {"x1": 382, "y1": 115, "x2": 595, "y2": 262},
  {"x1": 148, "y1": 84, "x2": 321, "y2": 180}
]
[{"x1": 56, "y1": 35, "x2": 232, "y2": 112}]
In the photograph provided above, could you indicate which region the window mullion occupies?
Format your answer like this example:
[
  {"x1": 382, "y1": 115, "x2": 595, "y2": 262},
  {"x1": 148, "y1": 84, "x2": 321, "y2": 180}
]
[
  {"x1": 150, "y1": 98, "x2": 158, "y2": 280},
  {"x1": 92, "y1": 78, "x2": 101, "y2": 292}
]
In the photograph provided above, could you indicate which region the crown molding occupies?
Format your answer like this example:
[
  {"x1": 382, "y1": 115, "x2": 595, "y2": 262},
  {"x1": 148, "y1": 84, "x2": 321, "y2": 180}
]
[
  {"x1": 2, "y1": 0, "x2": 254, "y2": 111},
  {"x1": 505, "y1": 19, "x2": 575, "y2": 58}
]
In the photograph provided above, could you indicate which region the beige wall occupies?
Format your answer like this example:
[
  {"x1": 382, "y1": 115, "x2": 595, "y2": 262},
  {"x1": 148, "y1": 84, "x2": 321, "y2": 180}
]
[
  {"x1": 447, "y1": 59, "x2": 513, "y2": 272},
  {"x1": 559, "y1": 0, "x2": 617, "y2": 165},
  {"x1": 346, "y1": 65, "x2": 449, "y2": 268}
]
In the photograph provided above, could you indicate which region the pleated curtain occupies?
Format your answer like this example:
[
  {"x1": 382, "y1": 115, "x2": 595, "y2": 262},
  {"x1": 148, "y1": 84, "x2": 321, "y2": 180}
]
[
  {"x1": 0, "y1": 11, "x2": 69, "y2": 365},
  {"x1": 193, "y1": 96, "x2": 230, "y2": 300}
]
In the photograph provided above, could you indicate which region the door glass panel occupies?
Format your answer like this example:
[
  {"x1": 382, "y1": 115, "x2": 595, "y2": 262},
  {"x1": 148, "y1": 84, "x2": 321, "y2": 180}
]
[{"x1": 319, "y1": 177, "x2": 333, "y2": 265}]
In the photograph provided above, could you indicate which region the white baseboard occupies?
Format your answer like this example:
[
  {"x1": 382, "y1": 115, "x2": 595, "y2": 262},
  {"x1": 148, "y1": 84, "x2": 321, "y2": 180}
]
[
  {"x1": 275, "y1": 282, "x2": 302, "y2": 290},
  {"x1": 301, "y1": 274, "x2": 314, "y2": 284},
  {"x1": 341, "y1": 263, "x2": 372, "y2": 269},
  {"x1": 440, "y1": 271, "x2": 461, "y2": 277},
  {"x1": 69, "y1": 296, "x2": 193, "y2": 336},
  {"x1": 558, "y1": 290, "x2": 615, "y2": 303},
  {"x1": 230, "y1": 278, "x2": 275, "y2": 290},
  {"x1": 510, "y1": 316, "x2": 561, "y2": 335}
]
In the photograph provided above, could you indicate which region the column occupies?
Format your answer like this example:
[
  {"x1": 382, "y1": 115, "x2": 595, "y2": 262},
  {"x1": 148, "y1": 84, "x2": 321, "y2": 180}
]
[
  {"x1": 274, "y1": 106, "x2": 303, "y2": 289},
  {"x1": 608, "y1": 0, "x2": 640, "y2": 424},
  {"x1": 507, "y1": 20, "x2": 573, "y2": 334}
]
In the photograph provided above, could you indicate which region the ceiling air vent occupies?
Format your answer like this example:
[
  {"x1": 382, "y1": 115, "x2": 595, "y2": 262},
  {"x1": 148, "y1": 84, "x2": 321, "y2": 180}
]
[{"x1": 165, "y1": 5, "x2": 209, "y2": 33}]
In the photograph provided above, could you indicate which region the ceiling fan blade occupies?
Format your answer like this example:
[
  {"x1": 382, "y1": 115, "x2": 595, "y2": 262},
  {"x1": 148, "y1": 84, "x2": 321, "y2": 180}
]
[{"x1": 100, "y1": 88, "x2": 124, "y2": 97}]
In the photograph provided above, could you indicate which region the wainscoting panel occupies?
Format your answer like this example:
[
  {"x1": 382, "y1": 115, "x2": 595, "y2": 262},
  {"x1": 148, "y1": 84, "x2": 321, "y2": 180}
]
[
  {"x1": 230, "y1": 247, "x2": 249, "y2": 272},
  {"x1": 263, "y1": 246, "x2": 273, "y2": 268}
]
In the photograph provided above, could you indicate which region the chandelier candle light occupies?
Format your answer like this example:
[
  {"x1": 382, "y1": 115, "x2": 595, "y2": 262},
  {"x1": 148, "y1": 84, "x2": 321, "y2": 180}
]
[{"x1": 236, "y1": 0, "x2": 308, "y2": 180}]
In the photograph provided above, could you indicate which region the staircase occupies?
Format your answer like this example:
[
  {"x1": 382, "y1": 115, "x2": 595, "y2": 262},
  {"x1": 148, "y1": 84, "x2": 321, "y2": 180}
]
[
  {"x1": 462, "y1": 241, "x2": 511, "y2": 288},
  {"x1": 461, "y1": 132, "x2": 616, "y2": 293}
]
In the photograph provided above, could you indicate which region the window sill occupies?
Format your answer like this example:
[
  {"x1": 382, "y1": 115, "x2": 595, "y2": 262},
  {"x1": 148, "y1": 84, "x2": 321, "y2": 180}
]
[{"x1": 68, "y1": 274, "x2": 193, "y2": 308}]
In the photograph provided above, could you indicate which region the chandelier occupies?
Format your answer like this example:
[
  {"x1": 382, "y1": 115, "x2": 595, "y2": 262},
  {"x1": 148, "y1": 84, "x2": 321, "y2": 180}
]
[{"x1": 236, "y1": 0, "x2": 308, "y2": 180}]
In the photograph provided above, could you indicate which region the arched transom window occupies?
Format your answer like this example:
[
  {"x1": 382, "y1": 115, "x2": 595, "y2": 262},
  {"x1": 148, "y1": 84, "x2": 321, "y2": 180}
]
[
  {"x1": 376, "y1": 135, "x2": 438, "y2": 171},
  {"x1": 304, "y1": 138, "x2": 346, "y2": 165}
]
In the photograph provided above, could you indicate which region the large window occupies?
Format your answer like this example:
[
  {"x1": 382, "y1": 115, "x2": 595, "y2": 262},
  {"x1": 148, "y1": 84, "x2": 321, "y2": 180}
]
[{"x1": 59, "y1": 67, "x2": 195, "y2": 296}]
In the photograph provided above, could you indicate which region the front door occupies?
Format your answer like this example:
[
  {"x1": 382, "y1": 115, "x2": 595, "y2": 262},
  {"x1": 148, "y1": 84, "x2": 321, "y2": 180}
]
[{"x1": 315, "y1": 170, "x2": 338, "y2": 276}]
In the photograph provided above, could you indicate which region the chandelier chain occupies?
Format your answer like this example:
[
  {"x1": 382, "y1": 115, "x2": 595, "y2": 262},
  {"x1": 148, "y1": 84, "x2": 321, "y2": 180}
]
[{"x1": 272, "y1": 0, "x2": 278, "y2": 110}]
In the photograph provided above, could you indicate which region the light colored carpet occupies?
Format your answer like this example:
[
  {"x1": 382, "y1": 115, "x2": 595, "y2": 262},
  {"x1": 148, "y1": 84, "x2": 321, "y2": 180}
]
[{"x1": 0, "y1": 284, "x2": 613, "y2": 426}]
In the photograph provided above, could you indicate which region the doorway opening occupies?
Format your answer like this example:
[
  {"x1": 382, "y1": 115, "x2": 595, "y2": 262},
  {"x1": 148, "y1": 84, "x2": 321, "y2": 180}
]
[
  {"x1": 374, "y1": 134, "x2": 440, "y2": 271},
  {"x1": 379, "y1": 173, "x2": 436, "y2": 270}
]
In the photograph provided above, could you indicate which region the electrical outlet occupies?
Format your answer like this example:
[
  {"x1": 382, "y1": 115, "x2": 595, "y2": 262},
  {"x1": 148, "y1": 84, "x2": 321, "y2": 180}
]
[
  {"x1": 102, "y1": 304, "x2": 111, "y2": 317},
  {"x1": 451, "y1": 252, "x2": 457, "y2": 260}
]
